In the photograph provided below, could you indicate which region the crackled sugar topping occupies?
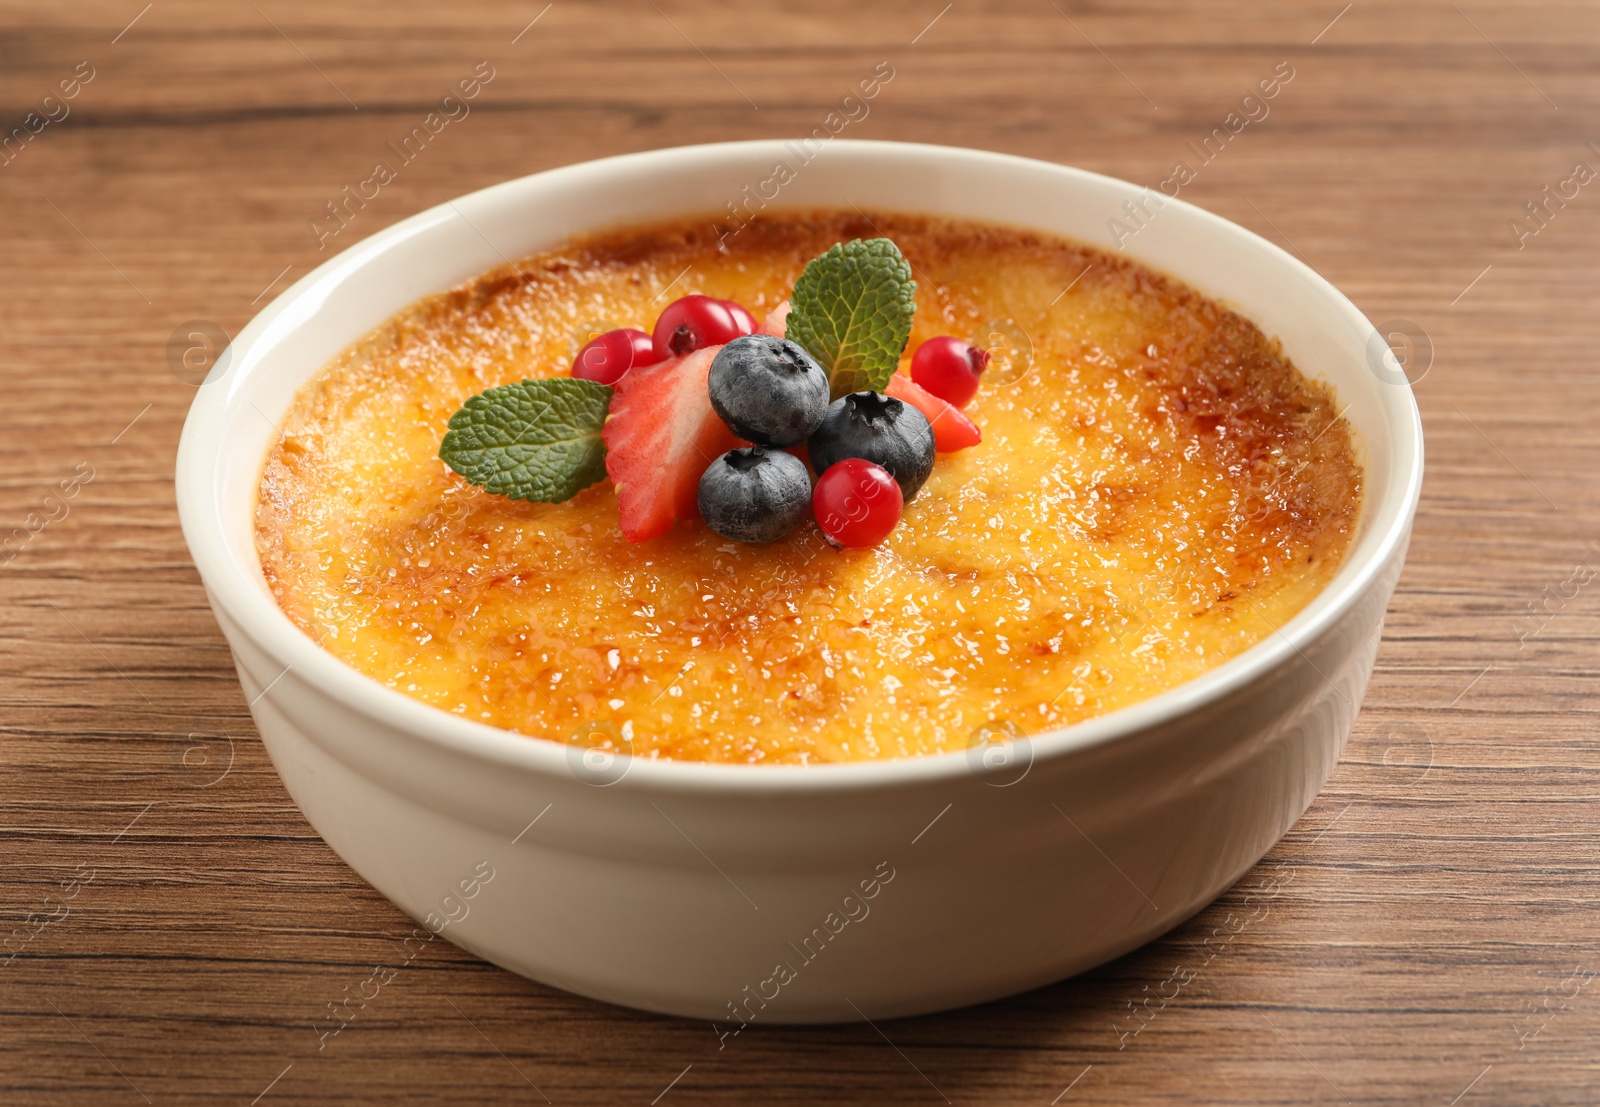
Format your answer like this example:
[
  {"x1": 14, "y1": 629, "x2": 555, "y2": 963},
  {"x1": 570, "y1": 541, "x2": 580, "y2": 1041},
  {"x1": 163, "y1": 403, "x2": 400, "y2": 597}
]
[{"x1": 255, "y1": 211, "x2": 1362, "y2": 764}]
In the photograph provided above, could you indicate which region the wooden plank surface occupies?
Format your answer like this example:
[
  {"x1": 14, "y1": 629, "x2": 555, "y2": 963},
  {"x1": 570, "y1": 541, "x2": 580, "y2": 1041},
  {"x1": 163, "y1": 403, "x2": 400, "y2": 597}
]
[{"x1": 3, "y1": 1, "x2": 1598, "y2": 1102}]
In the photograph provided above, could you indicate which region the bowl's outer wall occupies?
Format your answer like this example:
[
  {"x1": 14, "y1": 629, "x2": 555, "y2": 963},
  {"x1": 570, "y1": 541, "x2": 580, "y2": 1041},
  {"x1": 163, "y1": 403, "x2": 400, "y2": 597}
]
[
  {"x1": 179, "y1": 141, "x2": 1422, "y2": 1022},
  {"x1": 224, "y1": 538, "x2": 1399, "y2": 1022}
]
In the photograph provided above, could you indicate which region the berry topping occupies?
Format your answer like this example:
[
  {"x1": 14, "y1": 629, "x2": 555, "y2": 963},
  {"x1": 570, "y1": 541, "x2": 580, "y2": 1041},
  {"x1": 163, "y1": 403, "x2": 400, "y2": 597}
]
[
  {"x1": 708, "y1": 334, "x2": 830, "y2": 448},
  {"x1": 602, "y1": 345, "x2": 744, "y2": 542},
  {"x1": 440, "y1": 236, "x2": 980, "y2": 547},
  {"x1": 573, "y1": 327, "x2": 656, "y2": 385},
  {"x1": 723, "y1": 299, "x2": 758, "y2": 336},
  {"x1": 651, "y1": 294, "x2": 756, "y2": 362},
  {"x1": 911, "y1": 335, "x2": 989, "y2": 408},
  {"x1": 697, "y1": 446, "x2": 812, "y2": 544},
  {"x1": 813, "y1": 458, "x2": 903, "y2": 548},
  {"x1": 808, "y1": 391, "x2": 936, "y2": 501},
  {"x1": 885, "y1": 373, "x2": 982, "y2": 453}
]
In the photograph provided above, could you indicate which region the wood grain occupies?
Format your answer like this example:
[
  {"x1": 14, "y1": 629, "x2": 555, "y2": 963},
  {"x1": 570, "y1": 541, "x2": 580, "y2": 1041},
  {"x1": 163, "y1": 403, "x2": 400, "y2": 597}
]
[{"x1": 3, "y1": 1, "x2": 1599, "y2": 1103}]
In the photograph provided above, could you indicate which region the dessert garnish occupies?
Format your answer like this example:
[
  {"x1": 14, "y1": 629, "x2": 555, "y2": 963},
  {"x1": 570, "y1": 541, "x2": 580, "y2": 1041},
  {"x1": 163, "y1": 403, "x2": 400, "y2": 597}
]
[
  {"x1": 812, "y1": 457, "x2": 903, "y2": 548},
  {"x1": 437, "y1": 377, "x2": 613, "y2": 503},
  {"x1": 785, "y1": 238, "x2": 916, "y2": 399},
  {"x1": 438, "y1": 236, "x2": 984, "y2": 547},
  {"x1": 603, "y1": 345, "x2": 738, "y2": 541},
  {"x1": 696, "y1": 446, "x2": 812, "y2": 544},
  {"x1": 883, "y1": 373, "x2": 981, "y2": 452},
  {"x1": 910, "y1": 335, "x2": 989, "y2": 408},
  {"x1": 808, "y1": 391, "x2": 935, "y2": 502},
  {"x1": 707, "y1": 334, "x2": 829, "y2": 447},
  {"x1": 572, "y1": 327, "x2": 654, "y2": 385},
  {"x1": 651, "y1": 294, "x2": 755, "y2": 360}
]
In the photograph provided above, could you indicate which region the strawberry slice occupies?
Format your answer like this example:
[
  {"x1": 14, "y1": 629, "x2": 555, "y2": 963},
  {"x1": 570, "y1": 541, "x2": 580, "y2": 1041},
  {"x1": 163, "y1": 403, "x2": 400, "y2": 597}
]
[
  {"x1": 759, "y1": 301, "x2": 791, "y2": 337},
  {"x1": 603, "y1": 345, "x2": 743, "y2": 542},
  {"x1": 886, "y1": 373, "x2": 981, "y2": 452}
]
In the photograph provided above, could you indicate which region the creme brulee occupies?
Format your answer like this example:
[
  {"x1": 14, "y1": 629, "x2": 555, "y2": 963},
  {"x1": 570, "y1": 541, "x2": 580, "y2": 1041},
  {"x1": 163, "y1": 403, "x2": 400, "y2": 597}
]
[{"x1": 255, "y1": 211, "x2": 1362, "y2": 764}]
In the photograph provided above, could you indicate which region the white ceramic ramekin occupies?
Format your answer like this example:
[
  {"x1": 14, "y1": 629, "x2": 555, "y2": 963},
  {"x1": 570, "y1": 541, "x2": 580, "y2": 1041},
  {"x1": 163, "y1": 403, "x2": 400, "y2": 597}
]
[{"x1": 176, "y1": 140, "x2": 1421, "y2": 1023}]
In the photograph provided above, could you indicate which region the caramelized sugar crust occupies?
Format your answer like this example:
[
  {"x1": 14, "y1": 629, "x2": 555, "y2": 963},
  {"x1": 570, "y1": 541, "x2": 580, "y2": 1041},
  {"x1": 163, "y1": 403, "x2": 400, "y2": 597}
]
[{"x1": 256, "y1": 211, "x2": 1362, "y2": 764}]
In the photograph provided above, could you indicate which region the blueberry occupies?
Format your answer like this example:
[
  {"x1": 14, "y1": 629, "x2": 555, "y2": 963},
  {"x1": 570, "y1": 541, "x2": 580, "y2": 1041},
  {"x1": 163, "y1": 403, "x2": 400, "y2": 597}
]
[
  {"x1": 807, "y1": 391, "x2": 936, "y2": 501},
  {"x1": 697, "y1": 446, "x2": 812, "y2": 544},
  {"x1": 708, "y1": 335, "x2": 830, "y2": 448}
]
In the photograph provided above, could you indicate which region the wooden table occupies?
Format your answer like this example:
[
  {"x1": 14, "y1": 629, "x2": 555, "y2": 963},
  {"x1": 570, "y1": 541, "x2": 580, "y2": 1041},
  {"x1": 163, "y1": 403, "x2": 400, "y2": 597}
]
[{"x1": 4, "y1": 2, "x2": 1597, "y2": 1102}]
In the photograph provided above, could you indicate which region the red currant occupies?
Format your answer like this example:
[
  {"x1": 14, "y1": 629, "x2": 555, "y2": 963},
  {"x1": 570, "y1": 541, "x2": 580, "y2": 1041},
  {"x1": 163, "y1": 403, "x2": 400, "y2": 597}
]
[
  {"x1": 722, "y1": 299, "x2": 758, "y2": 336},
  {"x1": 911, "y1": 336, "x2": 990, "y2": 409},
  {"x1": 573, "y1": 328, "x2": 655, "y2": 385},
  {"x1": 651, "y1": 295, "x2": 756, "y2": 361},
  {"x1": 813, "y1": 458, "x2": 903, "y2": 548}
]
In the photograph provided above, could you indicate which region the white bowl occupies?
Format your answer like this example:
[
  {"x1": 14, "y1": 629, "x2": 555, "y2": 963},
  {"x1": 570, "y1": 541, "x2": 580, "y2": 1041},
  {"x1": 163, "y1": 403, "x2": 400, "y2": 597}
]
[{"x1": 176, "y1": 140, "x2": 1422, "y2": 1023}]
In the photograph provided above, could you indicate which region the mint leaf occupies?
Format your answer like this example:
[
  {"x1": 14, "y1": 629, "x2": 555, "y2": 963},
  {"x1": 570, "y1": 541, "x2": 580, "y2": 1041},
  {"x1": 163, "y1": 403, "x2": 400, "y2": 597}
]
[
  {"x1": 786, "y1": 237, "x2": 917, "y2": 400},
  {"x1": 439, "y1": 377, "x2": 611, "y2": 503}
]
